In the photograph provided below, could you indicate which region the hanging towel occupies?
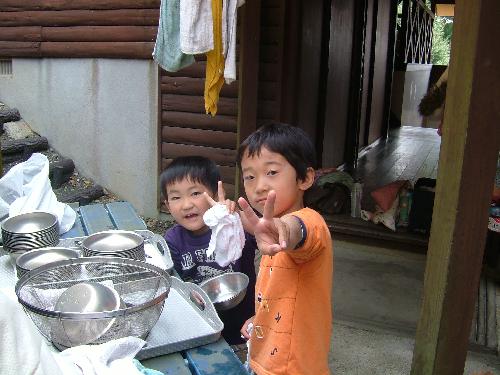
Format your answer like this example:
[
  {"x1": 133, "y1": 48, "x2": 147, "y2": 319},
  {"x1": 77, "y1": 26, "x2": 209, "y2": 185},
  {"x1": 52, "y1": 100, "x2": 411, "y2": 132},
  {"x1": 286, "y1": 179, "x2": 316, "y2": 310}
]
[
  {"x1": 203, "y1": 204, "x2": 245, "y2": 267},
  {"x1": 223, "y1": 0, "x2": 245, "y2": 84},
  {"x1": 153, "y1": 0, "x2": 194, "y2": 72},
  {"x1": 179, "y1": 0, "x2": 214, "y2": 54},
  {"x1": 204, "y1": 0, "x2": 225, "y2": 116}
]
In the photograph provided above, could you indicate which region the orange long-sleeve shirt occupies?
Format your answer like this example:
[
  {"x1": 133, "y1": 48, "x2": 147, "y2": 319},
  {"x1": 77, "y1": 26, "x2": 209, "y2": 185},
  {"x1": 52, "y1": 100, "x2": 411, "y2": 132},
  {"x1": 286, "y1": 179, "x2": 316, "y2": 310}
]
[{"x1": 250, "y1": 207, "x2": 334, "y2": 375}]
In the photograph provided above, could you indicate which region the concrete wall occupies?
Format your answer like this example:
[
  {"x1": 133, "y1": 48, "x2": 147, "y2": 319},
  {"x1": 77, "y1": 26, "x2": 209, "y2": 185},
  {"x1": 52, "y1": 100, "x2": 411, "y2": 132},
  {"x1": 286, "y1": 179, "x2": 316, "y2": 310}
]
[{"x1": 0, "y1": 58, "x2": 159, "y2": 217}]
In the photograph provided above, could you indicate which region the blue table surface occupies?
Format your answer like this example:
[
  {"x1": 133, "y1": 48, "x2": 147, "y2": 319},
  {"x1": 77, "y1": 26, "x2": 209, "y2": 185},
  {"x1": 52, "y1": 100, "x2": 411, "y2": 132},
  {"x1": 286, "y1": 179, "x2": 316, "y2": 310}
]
[{"x1": 63, "y1": 201, "x2": 249, "y2": 375}]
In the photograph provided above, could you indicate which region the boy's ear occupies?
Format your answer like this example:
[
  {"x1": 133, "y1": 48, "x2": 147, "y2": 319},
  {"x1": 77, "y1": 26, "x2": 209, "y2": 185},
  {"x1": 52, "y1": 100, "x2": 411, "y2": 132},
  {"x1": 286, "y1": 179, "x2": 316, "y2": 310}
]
[{"x1": 298, "y1": 167, "x2": 315, "y2": 191}]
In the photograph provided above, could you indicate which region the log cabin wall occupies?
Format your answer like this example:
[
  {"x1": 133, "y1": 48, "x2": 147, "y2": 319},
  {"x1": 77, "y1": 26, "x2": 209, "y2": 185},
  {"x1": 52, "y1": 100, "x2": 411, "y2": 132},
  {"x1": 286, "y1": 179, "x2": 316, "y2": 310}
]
[
  {"x1": 159, "y1": 0, "x2": 286, "y2": 208},
  {"x1": 0, "y1": 0, "x2": 160, "y2": 58}
]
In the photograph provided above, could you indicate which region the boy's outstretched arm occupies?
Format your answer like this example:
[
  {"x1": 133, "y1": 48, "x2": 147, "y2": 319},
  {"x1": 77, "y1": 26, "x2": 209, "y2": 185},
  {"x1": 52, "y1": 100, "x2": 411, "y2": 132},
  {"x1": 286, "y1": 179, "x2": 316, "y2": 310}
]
[{"x1": 238, "y1": 190, "x2": 303, "y2": 255}]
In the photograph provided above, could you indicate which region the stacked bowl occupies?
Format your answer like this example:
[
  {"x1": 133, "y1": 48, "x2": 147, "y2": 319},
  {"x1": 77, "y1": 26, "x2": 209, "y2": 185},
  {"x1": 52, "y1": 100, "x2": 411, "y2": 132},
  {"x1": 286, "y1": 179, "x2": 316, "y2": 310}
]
[{"x1": 1, "y1": 212, "x2": 59, "y2": 260}]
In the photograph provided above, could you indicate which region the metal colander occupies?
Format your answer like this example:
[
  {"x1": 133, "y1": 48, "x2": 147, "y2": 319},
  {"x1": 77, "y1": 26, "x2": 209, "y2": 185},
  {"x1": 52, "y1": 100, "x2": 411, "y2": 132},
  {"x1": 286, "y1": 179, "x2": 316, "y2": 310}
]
[{"x1": 15, "y1": 256, "x2": 171, "y2": 349}]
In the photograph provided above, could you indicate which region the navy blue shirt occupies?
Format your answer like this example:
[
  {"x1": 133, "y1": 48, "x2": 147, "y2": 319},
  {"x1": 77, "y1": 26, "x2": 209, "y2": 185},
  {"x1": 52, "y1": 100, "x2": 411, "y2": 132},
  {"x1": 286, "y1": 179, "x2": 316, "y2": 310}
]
[{"x1": 164, "y1": 224, "x2": 256, "y2": 344}]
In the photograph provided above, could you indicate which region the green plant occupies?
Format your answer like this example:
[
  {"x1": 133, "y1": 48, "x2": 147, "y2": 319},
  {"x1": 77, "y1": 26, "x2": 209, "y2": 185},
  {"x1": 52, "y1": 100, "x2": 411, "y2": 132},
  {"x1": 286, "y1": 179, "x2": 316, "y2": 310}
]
[{"x1": 431, "y1": 16, "x2": 453, "y2": 65}]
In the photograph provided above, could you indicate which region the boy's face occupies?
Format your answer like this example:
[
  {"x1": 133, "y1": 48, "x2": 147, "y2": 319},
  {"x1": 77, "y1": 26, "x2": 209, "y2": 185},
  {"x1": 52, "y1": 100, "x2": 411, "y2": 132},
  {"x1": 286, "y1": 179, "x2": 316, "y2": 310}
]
[
  {"x1": 164, "y1": 178, "x2": 213, "y2": 235},
  {"x1": 241, "y1": 147, "x2": 311, "y2": 217}
]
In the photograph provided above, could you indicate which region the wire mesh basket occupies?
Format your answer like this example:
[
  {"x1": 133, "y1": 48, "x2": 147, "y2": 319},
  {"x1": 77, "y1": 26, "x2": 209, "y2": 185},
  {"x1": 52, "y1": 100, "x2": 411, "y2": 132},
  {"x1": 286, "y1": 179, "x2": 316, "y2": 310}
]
[{"x1": 15, "y1": 256, "x2": 171, "y2": 349}]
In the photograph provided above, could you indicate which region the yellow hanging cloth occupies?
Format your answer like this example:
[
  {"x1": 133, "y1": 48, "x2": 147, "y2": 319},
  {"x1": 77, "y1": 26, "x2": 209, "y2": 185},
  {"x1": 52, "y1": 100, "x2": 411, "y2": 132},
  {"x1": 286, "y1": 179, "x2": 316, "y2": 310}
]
[{"x1": 204, "y1": 0, "x2": 224, "y2": 116}]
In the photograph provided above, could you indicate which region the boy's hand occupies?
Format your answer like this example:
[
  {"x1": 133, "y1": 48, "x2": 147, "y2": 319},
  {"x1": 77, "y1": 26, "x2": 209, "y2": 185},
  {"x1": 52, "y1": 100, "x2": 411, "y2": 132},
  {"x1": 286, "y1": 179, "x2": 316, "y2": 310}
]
[
  {"x1": 238, "y1": 191, "x2": 290, "y2": 255},
  {"x1": 204, "y1": 181, "x2": 236, "y2": 213},
  {"x1": 240, "y1": 315, "x2": 255, "y2": 340}
]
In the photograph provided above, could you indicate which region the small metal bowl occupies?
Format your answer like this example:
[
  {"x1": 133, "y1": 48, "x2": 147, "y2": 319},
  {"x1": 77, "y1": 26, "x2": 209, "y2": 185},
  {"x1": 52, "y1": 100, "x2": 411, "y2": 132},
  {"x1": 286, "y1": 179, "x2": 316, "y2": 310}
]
[
  {"x1": 199, "y1": 272, "x2": 249, "y2": 311},
  {"x1": 16, "y1": 247, "x2": 81, "y2": 278}
]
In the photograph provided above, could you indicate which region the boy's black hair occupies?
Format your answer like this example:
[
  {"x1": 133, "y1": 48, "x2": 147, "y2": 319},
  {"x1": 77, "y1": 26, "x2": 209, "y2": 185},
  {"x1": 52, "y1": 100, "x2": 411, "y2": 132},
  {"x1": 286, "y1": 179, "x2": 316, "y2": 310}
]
[
  {"x1": 160, "y1": 156, "x2": 220, "y2": 198},
  {"x1": 236, "y1": 122, "x2": 316, "y2": 181}
]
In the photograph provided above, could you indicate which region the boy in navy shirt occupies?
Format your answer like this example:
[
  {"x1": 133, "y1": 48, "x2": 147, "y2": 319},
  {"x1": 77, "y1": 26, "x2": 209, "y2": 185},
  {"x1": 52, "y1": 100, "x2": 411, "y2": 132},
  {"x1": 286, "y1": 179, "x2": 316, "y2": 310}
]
[{"x1": 160, "y1": 156, "x2": 256, "y2": 344}]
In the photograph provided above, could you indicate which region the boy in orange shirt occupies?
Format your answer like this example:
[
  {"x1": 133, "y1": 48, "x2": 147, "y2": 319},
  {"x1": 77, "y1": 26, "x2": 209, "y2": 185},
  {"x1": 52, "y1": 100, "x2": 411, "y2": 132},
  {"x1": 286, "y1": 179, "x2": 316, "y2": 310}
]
[{"x1": 237, "y1": 122, "x2": 333, "y2": 375}]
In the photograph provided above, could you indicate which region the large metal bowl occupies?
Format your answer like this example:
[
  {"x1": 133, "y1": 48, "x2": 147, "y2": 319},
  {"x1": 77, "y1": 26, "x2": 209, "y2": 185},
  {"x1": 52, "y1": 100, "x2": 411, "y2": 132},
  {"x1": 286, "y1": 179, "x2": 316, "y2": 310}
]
[
  {"x1": 81, "y1": 230, "x2": 145, "y2": 261},
  {"x1": 199, "y1": 272, "x2": 249, "y2": 311},
  {"x1": 16, "y1": 247, "x2": 81, "y2": 278},
  {"x1": 15, "y1": 256, "x2": 171, "y2": 349}
]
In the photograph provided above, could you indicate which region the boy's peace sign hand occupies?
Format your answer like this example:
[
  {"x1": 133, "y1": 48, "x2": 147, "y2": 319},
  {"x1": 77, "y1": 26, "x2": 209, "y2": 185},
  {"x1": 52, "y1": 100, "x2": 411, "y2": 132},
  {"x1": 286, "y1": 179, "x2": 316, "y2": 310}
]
[
  {"x1": 238, "y1": 190, "x2": 289, "y2": 256},
  {"x1": 203, "y1": 181, "x2": 237, "y2": 213}
]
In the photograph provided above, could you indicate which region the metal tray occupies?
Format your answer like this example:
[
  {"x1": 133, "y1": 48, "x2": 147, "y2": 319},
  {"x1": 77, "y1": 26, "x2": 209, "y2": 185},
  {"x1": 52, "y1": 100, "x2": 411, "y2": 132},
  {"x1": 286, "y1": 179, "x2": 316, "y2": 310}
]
[
  {"x1": 136, "y1": 276, "x2": 223, "y2": 360},
  {"x1": 58, "y1": 230, "x2": 174, "y2": 273}
]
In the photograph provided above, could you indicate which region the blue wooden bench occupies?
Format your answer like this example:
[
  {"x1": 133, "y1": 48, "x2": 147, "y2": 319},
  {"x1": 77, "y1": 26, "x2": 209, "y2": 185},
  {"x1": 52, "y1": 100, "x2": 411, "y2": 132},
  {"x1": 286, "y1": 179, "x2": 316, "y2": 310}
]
[{"x1": 62, "y1": 201, "x2": 249, "y2": 375}]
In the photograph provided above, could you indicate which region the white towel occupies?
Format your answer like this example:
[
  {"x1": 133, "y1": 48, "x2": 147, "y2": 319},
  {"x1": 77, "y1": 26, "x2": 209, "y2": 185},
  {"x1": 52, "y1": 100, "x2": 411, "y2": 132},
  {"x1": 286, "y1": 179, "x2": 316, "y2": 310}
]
[
  {"x1": 179, "y1": 0, "x2": 214, "y2": 55},
  {"x1": 203, "y1": 204, "x2": 245, "y2": 267},
  {"x1": 223, "y1": 0, "x2": 245, "y2": 83},
  {"x1": 54, "y1": 337, "x2": 146, "y2": 375}
]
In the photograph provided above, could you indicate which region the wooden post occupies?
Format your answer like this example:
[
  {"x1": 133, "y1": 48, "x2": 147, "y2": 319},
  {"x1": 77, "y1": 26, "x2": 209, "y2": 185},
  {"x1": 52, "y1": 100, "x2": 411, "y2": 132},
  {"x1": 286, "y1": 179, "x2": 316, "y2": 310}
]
[
  {"x1": 236, "y1": 0, "x2": 261, "y2": 197},
  {"x1": 411, "y1": 1, "x2": 500, "y2": 374}
]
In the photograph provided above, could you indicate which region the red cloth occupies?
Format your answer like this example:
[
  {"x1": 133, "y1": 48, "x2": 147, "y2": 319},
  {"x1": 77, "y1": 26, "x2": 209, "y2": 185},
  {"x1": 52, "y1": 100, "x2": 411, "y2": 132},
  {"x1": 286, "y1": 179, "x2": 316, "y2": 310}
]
[{"x1": 371, "y1": 180, "x2": 407, "y2": 212}]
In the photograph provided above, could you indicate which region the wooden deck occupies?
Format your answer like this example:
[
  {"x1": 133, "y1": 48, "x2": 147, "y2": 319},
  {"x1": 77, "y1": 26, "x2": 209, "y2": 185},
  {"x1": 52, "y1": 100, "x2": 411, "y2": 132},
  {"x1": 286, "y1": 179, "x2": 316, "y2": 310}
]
[{"x1": 326, "y1": 126, "x2": 441, "y2": 249}]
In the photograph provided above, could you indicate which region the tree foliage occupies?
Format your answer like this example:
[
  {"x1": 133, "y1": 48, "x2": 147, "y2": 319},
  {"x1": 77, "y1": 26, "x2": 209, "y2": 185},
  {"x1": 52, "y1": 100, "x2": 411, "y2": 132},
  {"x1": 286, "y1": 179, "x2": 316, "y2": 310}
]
[{"x1": 431, "y1": 16, "x2": 453, "y2": 65}]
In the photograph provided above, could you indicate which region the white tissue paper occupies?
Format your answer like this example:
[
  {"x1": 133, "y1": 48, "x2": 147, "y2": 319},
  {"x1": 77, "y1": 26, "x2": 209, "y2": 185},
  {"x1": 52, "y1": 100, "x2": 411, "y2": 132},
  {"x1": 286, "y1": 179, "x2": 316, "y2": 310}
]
[
  {"x1": 203, "y1": 204, "x2": 245, "y2": 267},
  {"x1": 0, "y1": 153, "x2": 76, "y2": 234}
]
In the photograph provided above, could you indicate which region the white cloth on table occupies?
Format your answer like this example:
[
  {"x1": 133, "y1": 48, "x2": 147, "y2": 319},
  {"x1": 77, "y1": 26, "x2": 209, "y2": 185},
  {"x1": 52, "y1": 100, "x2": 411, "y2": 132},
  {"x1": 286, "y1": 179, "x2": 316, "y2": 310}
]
[
  {"x1": 179, "y1": 0, "x2": 214, "y2": 54},
  {"x1": 203, "y1": 204, "x2": 245, "y2": 267},
  {"x1": 0, "y1": 153, "x2": 76, "y2": 234},
  {"x1": 54, "y1": 337, "x2": 147, "y2": 375}
]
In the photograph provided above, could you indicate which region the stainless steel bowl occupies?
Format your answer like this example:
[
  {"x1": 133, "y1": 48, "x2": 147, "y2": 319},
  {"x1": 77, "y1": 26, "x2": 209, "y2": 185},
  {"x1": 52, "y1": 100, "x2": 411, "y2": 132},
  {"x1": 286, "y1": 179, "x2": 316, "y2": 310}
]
[
  {"x1": 54, "y1": 282, "x2": 121, "y2": 346},
  {"x1": 16, "y1": 247, "x2": 81, "y2": 278},
  {"x1": 199, "y1": 272, "x2": 249, "y2": 311},
  {"x1": 81, "y1": 230, "x2": 145, "y2": 261},
  {"x1": 2, "y1": 212, "x2": 58, "y2": 234}
]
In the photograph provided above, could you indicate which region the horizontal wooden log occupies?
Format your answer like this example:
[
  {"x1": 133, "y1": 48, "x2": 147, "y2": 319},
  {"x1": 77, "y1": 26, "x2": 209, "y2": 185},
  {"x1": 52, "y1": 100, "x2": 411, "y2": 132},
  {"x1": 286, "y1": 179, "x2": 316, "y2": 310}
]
[
  {"x1": 0, "y1": 0, "x2": 160, "y2": 11},
  {"x1": 161, "y1": 158, "x2": 236, "y2": 184},
  {"x1": 162, "y1": 142, "x2": 236, "y2": 167},
  {"x1": 165, "y1": 61, "x2": 206, "y2": 78},
  {"x1": 0, "y1": 9, "x2": 159, "y2": 27},
  {"x1": 41, "y1": 26, "x2": 157, "y2": 42},
  {"x1": 161, "y1": 76, "x2": 238, "y2": 98},
  {"x1": 161, "y1": 111, "x2": 237, "y2": 132},
  {"x1": 58, "y1": 185, "x2": 105, "y2": 205},
  {"x1": 39, "y1": 42, "x2": 154, "y2": 58},
  {"x1": 0, "y1": 26, "x2": 42, "y2": 41},
  {"x1": 162, "y1": 94, "x2": 238, "y2": 116},
  {"x1": 0, "y1": 41, "x2": 41, "y2": 57},
  {"x1": 0, "y1": 107, "x2": 21, "y2": 123},
  {"x1": 1, "y1": 136, "x2": 48, "y2": 155},
  {"x1": 162, "y1": 126, "x2": 237, "y2": 150}
]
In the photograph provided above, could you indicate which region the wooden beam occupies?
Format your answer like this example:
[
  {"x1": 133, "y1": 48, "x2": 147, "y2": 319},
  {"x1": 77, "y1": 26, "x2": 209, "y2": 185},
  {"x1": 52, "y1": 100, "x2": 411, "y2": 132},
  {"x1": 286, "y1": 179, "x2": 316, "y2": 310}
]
[
  {"x1": 161, "y1": 111, "x2": 237, "y2": 133},
  {"x1": 161, "y1": 126, "x2": 237, "y2": 150},
  {"x1": 0, "y1": 26, "x2": 42, "y2": 41},
  {"x1": 411, "y1": 1, "x2": 500, "y2": 374},
  {"x1": 0, "y1": 0, "x2": 160, "y2": 11},
  {"x1": 237, "y1": 1, "x2": 261, "y2": 142},
  {"x1": 0, "y1": 9, "x2": 159, "y2": 27},
  {"x1": 41, "y1": 26, "x2": 157, "y2": 42},
  {"x1": 39, "y1": 41, "x2": 154, "y2": 58}
]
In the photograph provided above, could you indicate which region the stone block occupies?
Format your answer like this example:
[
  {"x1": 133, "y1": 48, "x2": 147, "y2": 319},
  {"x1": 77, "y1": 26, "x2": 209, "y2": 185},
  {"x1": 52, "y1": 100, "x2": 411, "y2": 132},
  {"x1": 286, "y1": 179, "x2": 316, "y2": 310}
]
[{"x1": 4, "y1": 120, "x2": 35, "y2": 140}]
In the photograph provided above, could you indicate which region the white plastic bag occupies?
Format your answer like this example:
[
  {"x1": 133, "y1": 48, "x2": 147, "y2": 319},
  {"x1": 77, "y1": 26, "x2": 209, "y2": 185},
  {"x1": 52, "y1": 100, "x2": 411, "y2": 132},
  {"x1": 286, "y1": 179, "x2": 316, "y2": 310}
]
[{"x1": 0, "y1": 153, "x2": 76, "y2": 234}]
